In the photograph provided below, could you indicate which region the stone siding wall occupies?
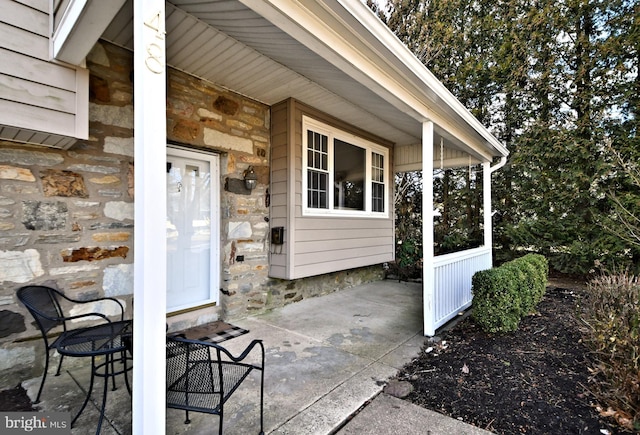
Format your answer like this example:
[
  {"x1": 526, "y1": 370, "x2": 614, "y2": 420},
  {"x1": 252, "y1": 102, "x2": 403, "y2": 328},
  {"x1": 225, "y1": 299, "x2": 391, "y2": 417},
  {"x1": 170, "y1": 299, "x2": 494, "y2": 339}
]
[{"x1": 0, "y1": 40, "x2": 385, "y2": 389}]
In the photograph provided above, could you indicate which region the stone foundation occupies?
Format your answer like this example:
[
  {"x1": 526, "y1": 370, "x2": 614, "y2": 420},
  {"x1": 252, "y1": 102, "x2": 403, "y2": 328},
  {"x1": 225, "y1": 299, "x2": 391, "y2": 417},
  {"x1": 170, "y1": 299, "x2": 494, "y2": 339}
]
[{"x1": 222, "y1": 264, "x2": 386, "y2": 319}]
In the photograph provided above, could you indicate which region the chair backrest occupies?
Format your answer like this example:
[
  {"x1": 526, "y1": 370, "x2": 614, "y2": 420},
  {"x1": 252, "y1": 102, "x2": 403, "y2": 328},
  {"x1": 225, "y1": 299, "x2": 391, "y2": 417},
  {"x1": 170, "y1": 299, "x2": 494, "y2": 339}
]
[
  {"x1": 166, "y1": 337, "x2": 222, "y2": 396},
  {"x1": 17, "y1": 286, "x2": 66, "y2": 335},
  {"x1": 166, "y1": 335, "x2": 264, "y2": 431}
]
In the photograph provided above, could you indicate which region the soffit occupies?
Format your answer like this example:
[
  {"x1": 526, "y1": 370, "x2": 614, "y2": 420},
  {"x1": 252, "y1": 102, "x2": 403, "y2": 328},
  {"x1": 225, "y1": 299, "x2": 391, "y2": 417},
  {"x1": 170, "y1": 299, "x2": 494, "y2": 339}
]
[{"x1": 103, "y1": 0, "x2": 504, "y2": 159}]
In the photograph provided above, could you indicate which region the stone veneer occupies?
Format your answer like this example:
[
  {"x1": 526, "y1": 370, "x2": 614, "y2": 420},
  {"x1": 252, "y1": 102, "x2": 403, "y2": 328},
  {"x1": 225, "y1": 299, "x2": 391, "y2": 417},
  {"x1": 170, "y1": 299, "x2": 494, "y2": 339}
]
[{"x1": 0, "y1": 40, "x2": 384, "y2": 389}]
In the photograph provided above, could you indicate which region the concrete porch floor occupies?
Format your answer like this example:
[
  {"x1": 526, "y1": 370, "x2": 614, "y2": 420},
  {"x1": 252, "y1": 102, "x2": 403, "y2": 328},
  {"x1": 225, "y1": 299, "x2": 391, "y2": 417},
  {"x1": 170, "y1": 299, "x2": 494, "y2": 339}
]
[{"x1": 23, "y1": 280, "x2": 491, "y2": 434}]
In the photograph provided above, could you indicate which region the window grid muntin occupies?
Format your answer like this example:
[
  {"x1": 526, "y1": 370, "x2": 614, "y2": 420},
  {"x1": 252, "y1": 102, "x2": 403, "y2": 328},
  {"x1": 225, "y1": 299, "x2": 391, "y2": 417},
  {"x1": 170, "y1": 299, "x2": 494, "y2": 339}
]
[
  {"x1": 371, "y1": 152, "x2": 385, "y2": 212},
  {"x1": 303, "y1": 117, "x2": 388, "y2": 217},
  {"x1": 307, "y1": 130, "x2": 329, "y2": 209}
]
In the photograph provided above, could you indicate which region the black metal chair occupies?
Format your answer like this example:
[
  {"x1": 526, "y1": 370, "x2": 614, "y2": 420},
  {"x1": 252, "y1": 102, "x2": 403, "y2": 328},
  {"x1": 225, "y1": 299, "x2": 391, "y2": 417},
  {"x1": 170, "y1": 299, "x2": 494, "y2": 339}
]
[
  {"x1": 166, "y1": 335, "x2": 265, "y2": 435},
  {"x1": 17, "y1": 285, "x2": 125, "y2": 403}
]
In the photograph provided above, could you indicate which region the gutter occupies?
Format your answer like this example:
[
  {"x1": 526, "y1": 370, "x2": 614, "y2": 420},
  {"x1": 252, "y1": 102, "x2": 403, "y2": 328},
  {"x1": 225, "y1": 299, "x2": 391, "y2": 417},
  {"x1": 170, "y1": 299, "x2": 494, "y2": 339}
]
[{"x1": 489, "y1": 156, "x2": 508, "y2": 174}]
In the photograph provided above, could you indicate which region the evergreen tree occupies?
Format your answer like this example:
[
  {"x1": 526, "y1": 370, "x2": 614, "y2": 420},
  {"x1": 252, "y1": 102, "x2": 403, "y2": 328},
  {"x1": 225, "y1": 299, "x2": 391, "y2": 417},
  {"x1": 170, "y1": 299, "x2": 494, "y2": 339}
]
[{"x1": 371, "y1": 0, "x2": 640, "y2": 273}]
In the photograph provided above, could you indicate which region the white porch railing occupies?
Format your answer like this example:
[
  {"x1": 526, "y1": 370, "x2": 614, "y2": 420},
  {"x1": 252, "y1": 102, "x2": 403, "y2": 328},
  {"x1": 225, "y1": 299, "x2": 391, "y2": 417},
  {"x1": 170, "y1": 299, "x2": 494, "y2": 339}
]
[{"x1": 425, "y1": 246, "x2": 492, "y2": 335}]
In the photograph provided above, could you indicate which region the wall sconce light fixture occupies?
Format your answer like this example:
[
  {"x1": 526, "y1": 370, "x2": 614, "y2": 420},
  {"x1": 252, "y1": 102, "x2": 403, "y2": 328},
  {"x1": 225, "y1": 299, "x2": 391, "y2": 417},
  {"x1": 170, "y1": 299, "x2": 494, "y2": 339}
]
[{"x1": 244, "y1": 166, "x2": 258, "y2": 191}]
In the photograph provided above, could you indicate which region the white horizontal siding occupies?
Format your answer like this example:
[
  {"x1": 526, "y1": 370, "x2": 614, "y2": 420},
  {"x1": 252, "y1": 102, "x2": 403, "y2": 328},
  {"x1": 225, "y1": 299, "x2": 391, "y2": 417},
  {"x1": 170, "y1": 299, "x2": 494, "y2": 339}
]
[
  {"x1": 296, "y1": 227, "x2": 392, "y2": 242},
  {"x1": 296, "y1": 231, "x2": 392, "y2": 246},
  {"x1": 15, "y1": 0, "x2": 47, "y2": 13},
  {"x1": 271, "y1": 169, "x2": 287, "y2": 183},
  {"x1": 0, "y1": 75, "x2": 76, "y2": 113},
  {"x1": 295, "y1": 245, "x2": 393, "y2": 264},
  {"x1": 296, "y1": 237, "x2": 392, "y2": 253},
  {"x1": 293, "y1": 219, "x2": 393, "y2": 272},
  {"x1": 395, "y1": 142, "x2": 481, "y2": 171},
  {"x1": 0, "y1": 0, "x2": 89, "y2": 147},
  {"x1": 0, "y1": 21, "x2": 48, "y2": 60},
  {"x1": 0, "y1": 100, "x2": 75, "y2": 135},
  {"x1": 1, "y1": 0, "x2": 48, "y2": 37},
  {"x1": 0, "y1": 48, "x2": 78, "y2": 90},
  {"x1": 296, "y1": 218, "x2": 393, "y2": 230}
]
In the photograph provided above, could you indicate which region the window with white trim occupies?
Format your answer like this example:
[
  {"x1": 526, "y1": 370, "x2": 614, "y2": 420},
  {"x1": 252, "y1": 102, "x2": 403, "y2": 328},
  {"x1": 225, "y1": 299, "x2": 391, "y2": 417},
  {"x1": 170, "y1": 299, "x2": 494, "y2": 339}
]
[{"x1": 303, "y1": 117, "x2": 389, "y2": 217}]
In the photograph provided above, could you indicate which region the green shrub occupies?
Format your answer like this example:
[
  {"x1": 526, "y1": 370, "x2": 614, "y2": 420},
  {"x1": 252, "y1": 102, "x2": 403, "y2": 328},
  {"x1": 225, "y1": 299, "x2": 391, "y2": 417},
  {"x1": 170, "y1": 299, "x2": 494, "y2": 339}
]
[
  {"x1": 525, "y1": 253, "x2": 550, "y2": 301},
  {"x1": 472, "y1": 254, "x2": 548, "y2": 333},
  {"x1": 388, "y1": 239, "x2": 423, "y2": 281},
  {"x1": 508, "y1": 260, "x2": 535, "y2": 314},
  {"x1": 579, "y1": 272, "x2": 640, "y2": 432},
  {"x1": 472, "y1": 267, "x2": 522, "y2": 332}
]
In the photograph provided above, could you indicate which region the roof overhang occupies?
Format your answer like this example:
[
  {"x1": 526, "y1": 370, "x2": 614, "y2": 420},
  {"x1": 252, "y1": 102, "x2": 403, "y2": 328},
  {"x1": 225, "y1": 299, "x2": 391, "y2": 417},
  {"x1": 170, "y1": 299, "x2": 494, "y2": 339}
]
[
  {"x1": 69, "y1": 0, "x2": 508, "y2": 162},
  {"x1": 52, "y1": 0, "x2": 127, "y2": 65},
  {"x1": 240, "y1": 0, "x2": 507, "y2": 158}
]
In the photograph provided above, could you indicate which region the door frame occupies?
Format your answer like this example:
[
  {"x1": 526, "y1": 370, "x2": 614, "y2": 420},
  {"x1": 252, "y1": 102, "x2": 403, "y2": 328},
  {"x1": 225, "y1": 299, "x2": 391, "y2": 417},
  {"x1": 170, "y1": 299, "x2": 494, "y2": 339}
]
[{"x1": 166, "y1": 145, "x2": 221, "y2": 312}]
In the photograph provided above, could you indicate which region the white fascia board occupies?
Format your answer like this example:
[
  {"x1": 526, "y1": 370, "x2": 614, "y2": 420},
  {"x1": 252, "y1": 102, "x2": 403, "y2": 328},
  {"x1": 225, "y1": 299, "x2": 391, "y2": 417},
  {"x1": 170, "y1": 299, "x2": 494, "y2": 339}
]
[
  {"x1": 336, "y1": 0, "x2": 509, "y2": 158},
  {"x1": 52, "y1": 0, "x2": 127, "y2": 65},
  {"x1": 242, "y1": 0, "x2": 430, "y2": 119},
  {"x1": 245, "y1": 0, "x2": 507, "y2": 159}
]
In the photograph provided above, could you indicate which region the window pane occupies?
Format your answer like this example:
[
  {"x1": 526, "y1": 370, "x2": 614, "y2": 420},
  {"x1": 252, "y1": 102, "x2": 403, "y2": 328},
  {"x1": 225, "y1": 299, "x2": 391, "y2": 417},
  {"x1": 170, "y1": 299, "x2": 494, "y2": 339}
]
[
  {"x1": 308, "y1": 130, "x2": 328, "y2": 171},
  {"x1": 372, "y1": 182, "x2": 385, "y2": 212},
  {"x1": 307, "y1": 131, "x2": 315, "y2": 150},
  {"x1": 305, "y1": 121, "x2": 387, "y2": 215},
  {"x1": 319, "y1": 174, "x2": 327, "y2": 208},
  {"x1": 334, "y1": 139, "x2": 365, "y2": 210},
  {"x1": 307, "y1": 172, "x2": 314, "y2": 207},
  {"x1": 307, "y1": 169, "x2": 328, "y2": 209},
  {"x1": 372, "y1": 152, "x2": 384, "y2": 212},
  {"x1": 372, "y1": 152, "x2": 384, "y2": 182}
]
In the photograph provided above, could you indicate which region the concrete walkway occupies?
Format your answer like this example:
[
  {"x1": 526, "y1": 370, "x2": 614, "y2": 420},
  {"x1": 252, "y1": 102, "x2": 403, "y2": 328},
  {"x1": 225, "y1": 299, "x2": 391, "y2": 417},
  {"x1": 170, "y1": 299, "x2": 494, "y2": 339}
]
[{"x1": 24, "y1": 280, "x2": 492, "y2": 434}]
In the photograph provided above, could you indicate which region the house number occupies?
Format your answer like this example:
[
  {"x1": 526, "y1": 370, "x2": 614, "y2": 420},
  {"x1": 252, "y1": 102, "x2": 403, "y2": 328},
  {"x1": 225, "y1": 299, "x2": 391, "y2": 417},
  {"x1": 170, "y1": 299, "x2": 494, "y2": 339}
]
[{"x1": 144, "y1": 11, "x2": 166, "y2": 74}]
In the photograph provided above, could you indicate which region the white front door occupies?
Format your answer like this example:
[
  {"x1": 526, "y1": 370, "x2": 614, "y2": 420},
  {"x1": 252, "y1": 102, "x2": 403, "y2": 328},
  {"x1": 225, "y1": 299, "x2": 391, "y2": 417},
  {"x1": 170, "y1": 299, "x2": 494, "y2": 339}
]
[{"x1": 166, "y1": 147, "x2": 220, "y2": 312}]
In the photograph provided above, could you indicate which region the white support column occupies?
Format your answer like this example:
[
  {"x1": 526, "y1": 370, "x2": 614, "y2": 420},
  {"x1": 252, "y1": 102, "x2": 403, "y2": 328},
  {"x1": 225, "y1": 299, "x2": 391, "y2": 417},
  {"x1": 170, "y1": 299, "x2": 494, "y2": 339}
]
[
  {"x1": 422, "y1": 121, "x2": 435, "y2": 336},
  {"x1": 133, "y1": 1, "x2": 167, "y2": 433},
  {"x1": 482, "y1": 161, "x2": 492, "y2": 257}
]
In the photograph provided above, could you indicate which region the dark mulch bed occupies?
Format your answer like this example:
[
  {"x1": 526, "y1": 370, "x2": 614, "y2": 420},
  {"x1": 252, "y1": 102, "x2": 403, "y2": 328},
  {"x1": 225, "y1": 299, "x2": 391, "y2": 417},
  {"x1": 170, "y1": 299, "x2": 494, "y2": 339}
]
[
  {"x1": 396, "y1": 284, "x2": 621, "y2": 434},
  {"x1": 0, "y1": 384, "x2": 35, "y2": 412}
]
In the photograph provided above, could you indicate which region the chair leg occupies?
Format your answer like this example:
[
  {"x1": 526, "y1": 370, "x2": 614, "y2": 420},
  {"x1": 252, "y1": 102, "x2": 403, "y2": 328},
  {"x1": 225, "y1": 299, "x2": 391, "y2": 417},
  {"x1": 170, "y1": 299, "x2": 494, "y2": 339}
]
[
  {"x1": 218, "y1": 407, "x2": 223, "y2": 435},
  {"x1": 122, "y1": 351, "x2": 132, "y2": 395},
  {"x1": 55, "y1": 353, "x2": 64, "y2": 376},
  {"x1": 34, "y1": 350, "x2": 50, "y2": 403},
  {"x1": 109, "y1": 354, "x2": 118, "y2": 391},
  {"x1": 184, "y1": 410, "x2": 190, "y2": 424},
  {"x1": 72, "y1": 356, "x2": 97, "y2": 427},
  {"x1": 259, "y1": 364, "x2": 265, "y2": 435}
]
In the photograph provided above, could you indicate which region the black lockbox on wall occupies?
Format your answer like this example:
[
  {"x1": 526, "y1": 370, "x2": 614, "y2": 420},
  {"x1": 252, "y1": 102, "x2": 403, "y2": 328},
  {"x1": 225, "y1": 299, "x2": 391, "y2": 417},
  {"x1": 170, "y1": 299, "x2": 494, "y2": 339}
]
[{"x1": 271, "y1": 227, "x2": 284, "y2": 245}]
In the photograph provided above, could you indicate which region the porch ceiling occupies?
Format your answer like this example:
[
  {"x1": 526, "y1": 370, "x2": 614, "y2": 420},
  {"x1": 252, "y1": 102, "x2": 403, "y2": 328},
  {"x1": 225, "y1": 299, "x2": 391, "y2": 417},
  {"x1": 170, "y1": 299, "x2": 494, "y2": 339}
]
[{"x1": 102, "y1": 0, "x2": 507, "y2": 161}]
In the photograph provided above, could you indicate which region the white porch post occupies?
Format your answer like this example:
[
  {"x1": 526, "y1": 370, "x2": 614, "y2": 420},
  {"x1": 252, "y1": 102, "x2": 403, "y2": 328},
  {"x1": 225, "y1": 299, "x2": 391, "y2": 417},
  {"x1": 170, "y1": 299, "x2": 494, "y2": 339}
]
[
  {"x1": 482, "y1": 161, "x2": 492, "y2": 256},
  {"x1": 422, "y1": 121, "x2": 435, "y2": 336},
  {"x1": 133, "y1": 0, "x2": 167, "y2": 433}
]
